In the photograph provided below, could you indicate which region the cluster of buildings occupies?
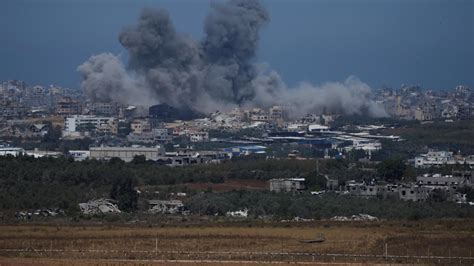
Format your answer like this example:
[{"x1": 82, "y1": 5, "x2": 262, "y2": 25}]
[
  {"x1": 2, "y1": 79, "x2": 472, "y2": 165},
  {"x1": 374, "y1": 85, "x2": 473, "y2": 121},
  {"x1": 414, "y1": 150, "x2": 474, "y2": 168},
  {"x1": 345, "y1": 171, "x2": 472, "y2": 203},
  {"x1": 0, "y1": 79, "x2": 394, "y2": 162},
  {"x1": 267, "y1": 169, "x2": 473, "y2": 204}
]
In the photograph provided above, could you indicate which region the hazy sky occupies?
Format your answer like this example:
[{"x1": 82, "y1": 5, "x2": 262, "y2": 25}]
[{"x1": 0, "y1": 0, "x2": 472, "y2": 90}]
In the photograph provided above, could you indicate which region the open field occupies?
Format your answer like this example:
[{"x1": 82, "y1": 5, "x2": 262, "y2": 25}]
[{"x1": 0, "y1": 219, "x2": 473, "y2": 265}]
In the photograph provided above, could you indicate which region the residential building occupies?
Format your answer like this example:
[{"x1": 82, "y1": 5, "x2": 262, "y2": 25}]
[
  {"x1": 127, "y1": 128, "x2": 170, "y2": 143},
  {"x1": 414, "y1": 150, "x2": 474, "y2": 168},
  {"x1": 189, "y1": 131, "x2": 209, "y2": 142},
  {"x1": 269, "y1": 178, "x2": 306, "y2": 193},
  {"x1": 56, "y1": 97, "x2": 82, "y2": 116},
  {"x1": 130, "y1": 119, "x2": 151, "y2": 134}
]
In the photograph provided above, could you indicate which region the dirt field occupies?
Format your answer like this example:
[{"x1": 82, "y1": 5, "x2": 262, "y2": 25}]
[{"x1": 0, "y1": 219, "x2": 473, "y2": 265}]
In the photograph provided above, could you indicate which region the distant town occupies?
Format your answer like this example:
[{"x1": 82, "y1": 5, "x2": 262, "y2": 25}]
[
  {"x1": 1, "y1": 0, "x2": 474, "y2": 263},
  {"x1": 0, "y1": 79, "x2": 473, "y2": 221}
]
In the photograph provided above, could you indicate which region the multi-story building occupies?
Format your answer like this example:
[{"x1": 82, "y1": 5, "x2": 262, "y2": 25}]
[
  {"x1": 269, "y1": 106, "x2": 284, "y2": 122},
  {"x1": 127, "y1": 128, "x2": 170, "y2": 144},
  {"x1": 189, "y1": 131, "x2": 209, "y2": 142},
  {"x1": 89, "y1": 146, "x2": 165, "y2": 162},
  {"x1": 64, "y1": 115, "x2": 117, "y2": 135},
  {"x1": 130, "y1": 119, "x2": 151, "y2": 134},
  {"x1": 87, "y1": 102, "x2": 118, "y2": 116},
  {"x1": 56, "y1": 97, "x2": 82, "y2": 116},
  {"x1": 414, "y1": 150, "x2": 474, "y2": 168}
]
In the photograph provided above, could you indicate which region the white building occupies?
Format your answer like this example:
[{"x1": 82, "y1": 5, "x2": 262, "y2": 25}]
[
  {"x1": 308, "y1": 124, "x2": 329, "y2": 133},
  {"x1": 0, "y1": 147, "x2": 24, "y2": 157},
  {"x1": 189, "y1": 131, "x2": 209, "y2": 142},
  {"x1": 413, "y1": 150, "x2": 474, "y2": 168},
  {"x1": 68, "y1": 150, "x2": 91, "y2": 161},
  {"x1": 64, "y1": 115, "x2": 117, "y2": 134}
]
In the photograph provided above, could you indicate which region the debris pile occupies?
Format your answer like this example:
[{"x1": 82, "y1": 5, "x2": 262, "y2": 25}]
[
  {"x1": 148, "y1": 200, "x2": 186, "y2": 215},
  {"x1": 15, "y1": 208, "x2": 65, "y2": 220},
  {"x1": 78, "y1": 199, "x2": 121, "y2": 215},
  {"x1": 330, "y1": 214, "x2": 378, "y2": 222},
  {"x1": 226, "y1": 209, "x2": 248, "y2": 218}
]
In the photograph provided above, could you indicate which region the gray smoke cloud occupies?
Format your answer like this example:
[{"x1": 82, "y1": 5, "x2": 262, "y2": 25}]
[{"x1": 78, "y1": 0, "x2": 387, "y2": 118}]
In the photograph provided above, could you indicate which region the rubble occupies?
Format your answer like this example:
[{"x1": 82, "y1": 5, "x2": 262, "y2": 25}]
[
  {"x1": 78, "y1": 199, "x2": 121, "y2": 215},
  {"x1": 15, "y1": 208, "x2": 64, "y2": 220},
  {"x1": 280, "y1": 216, "x2": 315, "y2": 223},
  {"x1": 148, "y1": 200, "x2": 187, "y2": 215},
  {"x1": 226, "y1": 209, "x2": 248, "y2": 218},
  {"x1": 330, "y1": 213, "x2": 378, "y2": 222}
]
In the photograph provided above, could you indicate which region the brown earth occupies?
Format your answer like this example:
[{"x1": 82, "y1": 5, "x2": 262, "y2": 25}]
[{"x1": 0, "y1": 220, "x2": 472, "y2": 265}]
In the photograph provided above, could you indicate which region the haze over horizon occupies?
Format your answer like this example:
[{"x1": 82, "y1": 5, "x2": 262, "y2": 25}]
[{"x1": 0, "y1": 0, "x2": 473, "y2": 90}]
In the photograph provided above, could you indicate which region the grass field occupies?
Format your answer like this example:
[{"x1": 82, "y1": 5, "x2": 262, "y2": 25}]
[{"x1": 0, "y1": 219, "x2": 473, "y2": 265}]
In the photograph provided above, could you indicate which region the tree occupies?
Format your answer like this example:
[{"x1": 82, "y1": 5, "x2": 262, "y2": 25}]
[
  {"x1": 305, "y1": 173, "x2": 327, "y2": 191},
  {"x1": 131, "y1": 155, "x2": 147, "y2": 164},
  {"x1": 42, "y1": 125, "x2": 61, "y2": 143},
  {"x1": 110, "y1": 177, "x2": 139, "y2": 212},
  {"x1": 377, "y1": 157, "x2": 406, "y2": 182},
  {"x1": 430, "y1": 188, "x2": 448, "y2": 202}
]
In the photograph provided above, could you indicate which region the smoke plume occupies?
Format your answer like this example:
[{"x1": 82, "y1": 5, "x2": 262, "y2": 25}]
[{"x1": 78, "y1": 0, "x2": 387, "y2": 118}]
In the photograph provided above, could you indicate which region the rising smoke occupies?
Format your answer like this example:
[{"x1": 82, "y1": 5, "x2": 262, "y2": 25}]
[{"x1": 78, "y1": 0, "x2": 387, "y2": 118}]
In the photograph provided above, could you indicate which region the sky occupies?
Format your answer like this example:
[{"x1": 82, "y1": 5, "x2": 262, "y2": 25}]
[{"x1": 0, "y1": 0, "x2": 472, "y2": 90}]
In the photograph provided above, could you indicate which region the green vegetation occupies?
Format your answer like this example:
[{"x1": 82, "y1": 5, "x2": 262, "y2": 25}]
[
  {"x1": 0, "y1": 155, "x2": 471, "y2": 220},
  {"x1": 186, "y1": 191, "x2": 474, "y2": 220},
  {"x1": 373, "y1": 120, "x2": 474, "y2": 160}
]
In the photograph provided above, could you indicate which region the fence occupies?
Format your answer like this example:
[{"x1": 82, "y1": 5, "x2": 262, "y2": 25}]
[{"x1": 1, "y1": 247, "x2": 473, "y2": 264}]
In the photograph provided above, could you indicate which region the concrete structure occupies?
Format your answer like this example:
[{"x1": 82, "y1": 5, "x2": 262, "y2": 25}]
[
  {"x1": 130, "y1": 119, "x2": 151, "y2": 134},
  {"x1": 417, "y1": 173, "x2": 471, "y2": 188},
  {"x1": 89, "y1": 146, "x2": 165, "y2": 162},
  {"x1": 0, "y1": 147, "x2": 24, "y2": 157},
  {"x1": 87, "y1": 102, "x2": 118, "y2": 116},
  {"x1": 223, "y1": 145, "x2": 266, "y2": 157},
  {"x1": 148, "y1": 200, "x2": 185, "y2": 214},
  {"x1": 398, "y1": 185, "x2": 432, "y2": 202},
  {"x1": 68, "y1": 150, "x2": 91, "y2": 161},
  {"x1": 415, "y1": 150, "x2": 454, "y2": 168},
  {"x1": 414, "y1": 150, "x2": 474, "y2": 168},
  {"x1": 345, "y1": 180, "x2": 399, "y2": 199},
  {"x1": 64, "y1": 115, "x2": 117, "y2": 135},
  {"x1": 189, "y1": 131, "x2": 209, "y2": 142},
  {"x1": 127, "y1": 129, "x2": 170, "y2": 144},
  {"x1": 269, "y1": 178, "x2": 306, "y2": 193},
  {"x1": 25, "y1": 149, "x2": 61, "y2": 158},
  {"x1": 346, "y1": 181, "x2": 379, "y2": 197},
  {"x1": 308, "y1": 124, "x2": 329, "y2": 133},
  {"x1": 269, "y1": 106, "x2": 284, "y2": 122},
  {"x1": 56, "y1": 97, "x2": 82, "y2": 116}
]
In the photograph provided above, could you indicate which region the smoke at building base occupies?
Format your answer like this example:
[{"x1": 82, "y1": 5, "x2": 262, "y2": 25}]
[{"x1": 77, "y1": 0, "x2": 387, "y2": 119}]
